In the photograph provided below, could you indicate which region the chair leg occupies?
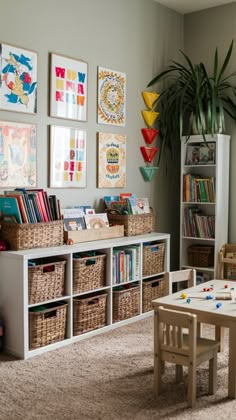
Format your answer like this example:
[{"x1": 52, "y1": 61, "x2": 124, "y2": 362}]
[
  {"x1": 188, "y1": 364, "x2": 196, "y2": 408},
  {"x1": 215, "y1": 326, "x2": 225, "y2": 352},
  {"x1": 176, "y1": 365, "x2": 183, "y2": 383},
  {"x1": 154, "y1": 353, "x2": 162, "y2": 395},
  {"x1": 208, "y1": 352, "x2": 217, "y2": 395}
]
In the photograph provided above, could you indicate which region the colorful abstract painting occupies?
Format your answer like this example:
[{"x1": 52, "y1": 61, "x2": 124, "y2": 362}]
[
  {"x1": 50, "y1": 54, "x2": 88, "y2": 121},
  {"x1": 97, "y1": 132, "x2": 126, "y2": 188},
  {"x1": 50, "y1": 125, "x2": 86, "y2": 188},
  {"x1": 0, "y1": 121, "x2": 37, "y2": 187},
  {"x1": 0, "y1": 43, "x2": 37, "y2": 113},
  {"x1": 97, "y1": 67, "x2": 126, "y2": 126}
]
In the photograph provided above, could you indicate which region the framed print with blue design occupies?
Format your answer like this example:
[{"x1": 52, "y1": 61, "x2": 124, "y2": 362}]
[
  {"x1": 50, "y1": 125, "x2": 87, "y2": 188},
  {"x1": 0, "y1": 121, "x2": 37, "y2": 187},
  {"x1": 0, "y1": 43, "x2": 37, "y2": 114}
]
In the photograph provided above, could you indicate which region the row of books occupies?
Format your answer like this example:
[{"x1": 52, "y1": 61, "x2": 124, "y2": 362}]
[
  {"x1": 104, "y1": 193, "x2": 150, "y2": 215},
  {"x1": 62, "y1": 207, "x2": 109, "y2": 231},
  {"x1": 183, "y1": 207, "x2": 215, "y2": 238},
  {"x1": 0, "y1": 189, "x2": 61, "y2": 224},
  {"x1": 183, "y1": 174, "x2": 215, "y2": 203},
  {"x1": 112, "y1": 246, "x2": 141, "y2": 284},
  {"x1": 185, "y1": 142, "x2": 216, "y2": 165}
]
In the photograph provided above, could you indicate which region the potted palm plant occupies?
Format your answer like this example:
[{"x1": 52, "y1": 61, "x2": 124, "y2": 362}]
[{"x1": 147, "y1": 40, "x2": 236, "y2": 164}]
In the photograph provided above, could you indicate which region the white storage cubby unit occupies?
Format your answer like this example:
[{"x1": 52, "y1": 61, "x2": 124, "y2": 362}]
[
  {"x1": 0, "y1": 232, "x2": 170, "y2": 359},
  {"x1": 180, "y1": 134, "x2": 230, "y2": 280}
]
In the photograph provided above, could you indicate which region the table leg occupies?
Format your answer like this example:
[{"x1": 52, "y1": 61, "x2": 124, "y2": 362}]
[{"x1": 228, "y1": 325, "x2": 236, "y2": 398}]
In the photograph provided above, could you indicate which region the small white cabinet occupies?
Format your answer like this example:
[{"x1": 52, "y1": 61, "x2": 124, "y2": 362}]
[
  {"x1": 0, "y1": 232, "x2": 170, "y2": 359},
  {"x1": 180, "y1": 134, "x2": 230, "y2": 280}
]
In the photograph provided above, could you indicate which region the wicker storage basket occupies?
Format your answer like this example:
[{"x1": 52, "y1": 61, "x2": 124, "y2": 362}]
[
  {"x1": 113, "y1": 283, "x2": 140, "y2": 322},
  {"x1": 106, "y1": 208, "x2": 155, "y2": 236},
  {"x1": 0, "y1": 219, "x2": 64, "y2": 250},
  {"x1": 142, "y1": 242, "x2": 165, "y2": 277},
  {"x1": 29, "y1": 301, "x2": 68, "y2": 350},
  {"x1": 188, "y1": 245, "x2": 214, "y2": 267},
  {"x1": 73, "y1": 253, "x2": 106, "y2": 294},
  {"x1": 28, "y1": 258, "x2": 66, "y2": 304},
  {"x1": 73, "y1": 292, "x2": 107, "y2": 335},
  {"x1": 142, "y1": 277, "x2": 165, "y2": 313}
]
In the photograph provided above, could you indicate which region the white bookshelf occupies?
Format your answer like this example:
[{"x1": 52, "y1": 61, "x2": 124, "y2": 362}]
[
  {"x1": 180, "y1": 134, "x2": 230, "y2": 280},
  {"x1": 0, "y1": 232, "x2": 170, "y2": 359}
]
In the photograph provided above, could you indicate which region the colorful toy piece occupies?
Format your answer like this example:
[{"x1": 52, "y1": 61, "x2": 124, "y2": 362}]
[
  {"x1": 186, "y1": 298, "x2": 191, "y2": 304},
  {"x1": 206, "y1": 294, "x2": 214, "y2": 300},
  {"x1": 180, "y1": 292, "x2": 187, "y2": 299},
  {"x1": 224, "y1": 284, "x2": 229, "y2": 288},
  {"x1": 231, "y1": 287, "x2": 235, "y2": 290},
  {"x1": 216, "y1": 302, "x2": 222, "y2": 309}
]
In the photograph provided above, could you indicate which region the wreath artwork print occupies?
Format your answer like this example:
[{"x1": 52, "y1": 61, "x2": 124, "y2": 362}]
[
  {"x1": 97, "y1": 67, "x2": 126, "y2": 126},
  {"x1": 0, "y1": 43, "x2": 37, "y2": 113}
]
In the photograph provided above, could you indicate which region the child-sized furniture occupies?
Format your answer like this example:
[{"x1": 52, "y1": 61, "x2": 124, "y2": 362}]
[
  {"x1": 218, "y1": 244, "x2": 236, "y2": 281},
  {"x1": 154, "y1": 306, "x2": 218, "y2": 407}
]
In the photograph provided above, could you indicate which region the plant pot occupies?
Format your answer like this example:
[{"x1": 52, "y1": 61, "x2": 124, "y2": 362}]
[{"x1": 190, "y1": 112, "x2": 223, "y2": 135}]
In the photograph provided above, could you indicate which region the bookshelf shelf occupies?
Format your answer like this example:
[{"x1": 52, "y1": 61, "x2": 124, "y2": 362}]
[
  {"x1": 180, "y1": 134, "x2": 230, "y2": 281},
  {"x1": 0, "y1": 232, "x2": 170, "y2": 359}
]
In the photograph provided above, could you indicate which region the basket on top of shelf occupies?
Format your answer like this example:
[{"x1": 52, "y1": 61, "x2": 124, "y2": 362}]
[
  {"x1": 219, "y1": 243, "x2": 236, "y2": 280},
  {"x1": 113, "y1": 283, "x2": 140, "y2": 322},
  {"x1": 142, "y1": 277, "x2": 165, "y2": 313},
  {"x1": 106, "y1": 207, "x2": 155, "y2": 236},
  {"x1": 29, "y1": 301, "x2": 68, "y2": 350},
  {"x1": 142, "y1": 242, "x2": 165, "y2": 277},
  {"x1": 188, "y1": 245, "x2": 214, "y2": 267},
  {"x1": 28, "y1": 257, "x2": 66, "y2": 304},
  {"x1": 73, "y1": 292, "x2": 107, "y2": 335},
  {"x1": 0, "y1": 216, "x2": 64, "y2": 250},
  {"x1": 73, "y1": 252, "x2": 106, "y2": 294}
]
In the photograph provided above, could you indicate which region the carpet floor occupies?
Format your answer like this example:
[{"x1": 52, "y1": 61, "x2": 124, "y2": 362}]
[{"x1": 0, "y1": 316, "x2": 235, "y2": 420}]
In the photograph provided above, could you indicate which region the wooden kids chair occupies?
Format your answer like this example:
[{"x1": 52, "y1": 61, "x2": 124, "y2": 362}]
[
  {"x1": 154, "y1": 306, "x2": 218, "y2": 407},
  {"x1": 164, "y1": 269, "x2": 196, "y2": 295}
]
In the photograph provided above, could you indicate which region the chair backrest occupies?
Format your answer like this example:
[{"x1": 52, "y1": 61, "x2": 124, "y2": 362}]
[
  {"x1": 157, "y1": 306, "x2": 197, "y2": 364},
  {"x1": 165, "y1": 269, "x2": 196, "y2": 295}
]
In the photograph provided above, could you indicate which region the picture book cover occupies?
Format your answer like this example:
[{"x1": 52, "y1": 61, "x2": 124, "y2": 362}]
[
  {"x1": 199, "y1": 142, "x2": 216, "y2": 164},
  {"x1": 127, "y1": 197, "x2": 150, "y2": 215},
  {"x1": 0, "y1": 196, "x2": 22, "y2": 223},
  {"x1": 63, "y1": 217, "x2": 86, "y2": 231},
  {"x1": 84, "y1": 213, "x2": 109, "y2": 229},
  {"x1": 185, "y1": 144, "x2": 200, "y2": 165}
]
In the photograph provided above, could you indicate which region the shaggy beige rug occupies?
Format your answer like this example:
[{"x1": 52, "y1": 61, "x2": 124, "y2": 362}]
[{"x1": 0, "y1": 316, "x2": 235, "y2": 420}]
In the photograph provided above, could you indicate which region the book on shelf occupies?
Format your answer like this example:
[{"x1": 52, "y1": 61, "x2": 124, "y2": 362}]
[
  {"x1": 126, "y1": 197, "x2": 150, "y2": 215},
  {"x1": 110, "y1": 200, "x2": 129, "y2": 214},
  {"x1": 199, "y1": 142, "x2": 216, "y2": 164},
  {"x1": 63, "y1": 217, "x2": 86, "y2": 231},
  {"x1": 84, "y1": 213, "x2": 109, "y2": 229},
  {"x1": 104, "y1": 195, "x2": 120, "y2": 209},
  {"x1": 185, "y1": 144, "x2": 200, "y2": 165},
  {"x1": 3, "y1": 188, "x2": 61, "y2": 224},
  {"x1": 0, "y1": 196, "x2": 23, "y2": 223},
  {"x1": 186, "y1": 142, "x2": 216, "y2": 165}
]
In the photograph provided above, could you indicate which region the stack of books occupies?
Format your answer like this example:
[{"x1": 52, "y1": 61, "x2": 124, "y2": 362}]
[
  {"x1": 0, "y1": 189, "x2": 61, "y2": 224},
  {"x1": 104, "y1": 193, "x2": 150, "y2": 215},
  {"x1": 62, "y1": 207, "x2": 109, "y2": 231}
]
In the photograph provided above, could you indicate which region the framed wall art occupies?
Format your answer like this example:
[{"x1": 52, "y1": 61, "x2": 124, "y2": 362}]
[
  {"x1": 0, "y1": 43, "x2": 37, "y2": 114},
  {"x1": 50, "y1": 125, "x2": 87, "y2": 188},
  {"x1": 97, "y1": 66, "x2": 126, "y2": 126},
  {"x1": 0, "y1": 121, "x2": 37, "y2": 187},
  {"x1": 97, "y1": 132, "x2": 126, "y2": 188},
  {"x1": 50, "y1": 53, "x2": 88, "y2": 121}
]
